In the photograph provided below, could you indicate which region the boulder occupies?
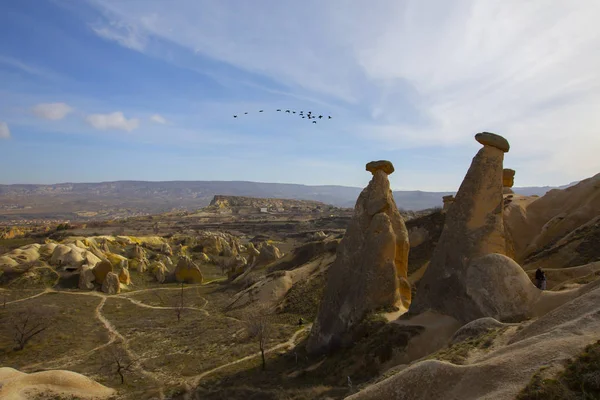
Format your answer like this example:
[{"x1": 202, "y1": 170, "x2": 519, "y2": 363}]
[
  {"x1": 503, "y1": 169, "x2": 515, "y2": 188},
  {"x1": 197, "y1": 252, "x2": 210, "y2": 263},
  {"x1": 118, "y1": 266, "x2": 131, "y2": 285},
  {"x1": 92, "y1": 260, "x2": 113, "y2": 283},
  {"x1": 475, "y1": 131, "x2": 510, "y2": 152},
  {"x1": 131, "y1": 244, "x2": 146, "y2": 261},
  {"x1": 175, "y1": 256, "x2": 204, "y2": 284},
  {"x1": 410, "y1": 133, "x2": 509, "y2": 323},
  {"x1": 409, "y1": 227, "x2": 429, "y2": 248},
  {"x1": 255, "y1": 243, "x2": 282, "y2": 267},
  {"x1": 307, "y1": 160, "x2": 410, "y2": 354},
  {"x1": 246, "y1": 243, "x2": 261, "y2": 266},
  {"x1": 78, "y1": 265, "x2": 96, "y2": 290},
  {"x1": 465, "y1": 253, "x2": 538, "y2": 321},
  {"x1": 102, "y1": 272, "x2": 121, "y2": 294},
  {"x1": 49, "y1": 245, "x2": 72, "y2": 266},
  {"x1": 366, "y1": 160, "x2": 395, "y2": 175},
  {"x1": 161, "y1": 242, "x2": 173, "y2": 256},
  {"x1": 152, "y1": 261, "x2": 168, "y2": 283},
  {"x1": 84, "y1": 252, "x2": 102, "y2": 268}
]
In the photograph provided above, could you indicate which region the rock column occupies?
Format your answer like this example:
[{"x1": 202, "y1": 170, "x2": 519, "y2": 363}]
[
  {"x1": 409, "y1": 132, "x2": 509, "y2": 322},
  {"x1": 306, "y1": 160, "x2": 410, "y2": 354}
]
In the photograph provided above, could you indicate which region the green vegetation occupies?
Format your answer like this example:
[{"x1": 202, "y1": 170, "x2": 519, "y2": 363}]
[{"x1": 517, "y1": 340, "x2": 600, "y2": 400}]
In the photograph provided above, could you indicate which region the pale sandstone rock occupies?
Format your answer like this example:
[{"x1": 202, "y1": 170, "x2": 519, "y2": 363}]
[
  {"x1": 161, "y1": 242, "x2": 173, "y2": 256},
  {"x1": 78, "y1": 265, "x2": 96, "y2": 290},
  {"x1": 175, "y1": 256, "x2": 203, "y2": 284},
  {"x1": 118, "y1": 266, "x2": 131, "y2": 285},
  {"x1": 92, "y1": 260, "x2": 113, "y2": 283},
  {"x1": 152, "y1": 261, "x2": 168, "y2": 283},
  {"x1": 102, "y1": 272, "x2": 121, "y2": 294},
  {"x1": 255, "y1": 242, "x2": 282, "y2": 267},
  {"x1": 410, "y1": 133, "x2": 508, "y2": 323},
  {"x1": 307, "y1": 160, "x2": 410, "y2": 353}
]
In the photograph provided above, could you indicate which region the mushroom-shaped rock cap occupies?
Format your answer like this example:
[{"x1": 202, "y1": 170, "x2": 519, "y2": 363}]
[
  {"x1": 366, "y1": 160, "x2": 395, "y2": 175},
  {"x1": 475, "y1": 132, "x2": 510, "y2": 152}
]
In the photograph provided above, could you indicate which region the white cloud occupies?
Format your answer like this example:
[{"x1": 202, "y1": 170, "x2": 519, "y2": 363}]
[
  {"x1": 150, "y1": 114, "x2": 167, "y2": 124},
  {"x1": 83, "y1": 0, "x2": 600, "y2": 186},
  {"x1": 91, "y1": 19, "x2": 146, "y2": 51},
  {"x1": 0, "y1": 121, "x2": 10, "y2": 139},
  {"x1": 85, "y1": 111, "x2": 139, "y2": 131},
  {"x1": 32, "y1": 102, "x2": 74, "y2": 120},
  {"x1": 0, "y1": 56, "x2": 56, "y2": 79}
]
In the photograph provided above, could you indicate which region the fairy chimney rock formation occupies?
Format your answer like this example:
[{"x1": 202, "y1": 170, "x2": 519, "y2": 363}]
[
  {"x1": 306, "y1": 160, "x2": 410, "y2": 354},
  {"x1": 503, "y1": 168, "x2": 516, "y2": 194},
  {"x1": 410, "y1": 132, "x2": 509, "y2": 323},
  {"x1": 442, "y1": 195, "x2": 455, "y2": 212}
]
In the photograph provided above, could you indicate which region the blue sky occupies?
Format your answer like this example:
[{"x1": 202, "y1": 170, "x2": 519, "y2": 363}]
[{"x1": 1, "y1": 0, "x2": 599, "y2": 191}]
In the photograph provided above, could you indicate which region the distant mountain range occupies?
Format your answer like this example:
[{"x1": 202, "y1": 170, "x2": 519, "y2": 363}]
[{"x1": 0, "y1": 179, "x2": 581, "y2": 221}]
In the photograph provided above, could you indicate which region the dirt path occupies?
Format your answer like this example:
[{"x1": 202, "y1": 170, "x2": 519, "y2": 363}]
[
  {"x1": 4, "y1": 286, "x2": 312, "y2": 397},
  {"x1": 189, "y1": 324, "x2": 312, "y2": 385}
]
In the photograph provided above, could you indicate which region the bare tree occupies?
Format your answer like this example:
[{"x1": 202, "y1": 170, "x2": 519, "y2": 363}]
[
  {"x1": 11, "y1": 306, "x2": 54, "y2": 351},
  {"x1": 102, "y1": 345, "x2": 137, "y2": 384},
  {"x1": 245, "y1": 304, "x2": 273, "y2": 370},
  {"x1": 174, "y1": 282, "x2": 185, "y2": 322}
]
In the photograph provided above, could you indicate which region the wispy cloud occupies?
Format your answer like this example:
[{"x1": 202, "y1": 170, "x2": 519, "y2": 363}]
[
  {"x1": 0, "y1": 121, "x2": 10, "y2": 139},
  {"x1": 149, "y1": 114, "x2": 166, "y2": 124},
  {"x1": 32, "y1": 103, "x2": 74, "y2": 120},
  {"x1": 85, "y1": 111, "x2": 139, "y2": 131},
  {"x1": 0, "y1": 56, "x2": 55, "y2": 79},
  {"x1": 91, "y1": 20, "x2": 147, "y2": 51}
]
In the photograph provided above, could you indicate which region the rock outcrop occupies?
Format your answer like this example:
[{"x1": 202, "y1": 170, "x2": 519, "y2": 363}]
[
  {"x1": 307, "y1": 160, "x2": 410, "y2": 354},
  {"x1": 504, "y1": 172, "x2": 600, "y2": 266},
  {"x1": 78, "y1": 265, "x2": 96, "y2": 290},
  {"x1": 102, "y1": 272, "x2": 120, "y2": 294},
  {"x1": 410, "y1": 132, "x2": 509, "y2": 323},
  {"x1": 254, "y1": 242, "x2": 282, "y2": 267},
  {"x1": 152, "y1": 261, "x2": 168, "y2": 283},
  {"x1": 118, "y1": 266, "x2": 131, "y2": 285},
  {"x1": 0, "y1": 367, "x2": 115, "y2": 399},
  {"x1": 442, "y1": 195, "x2": 455, "y2": 212},
  {"x1": 92, "y1": 260, "x2": 113, "y2": 283},
  {"x1": 175, "y1": 256, "x2": 203, "y2": 284},
  {"x1": 503, "y1": 169, "x2": 515, "y2": 194}
]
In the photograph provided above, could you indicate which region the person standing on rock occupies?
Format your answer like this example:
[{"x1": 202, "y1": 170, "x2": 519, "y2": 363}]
[{"x1": 535, "y1": 267, "x2": 547, "y2": 290}]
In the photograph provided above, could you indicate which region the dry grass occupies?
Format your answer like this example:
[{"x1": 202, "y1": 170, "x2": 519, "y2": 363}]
[
  {"x1": 517, "y1": 340, "x2": 600, "y2": 400},
  {"x1": 428, "y1": 327, "x2": 508, "y2": 365},
  {"x1": 0, "y1": 293, "x2": 109, "y2": 370}
]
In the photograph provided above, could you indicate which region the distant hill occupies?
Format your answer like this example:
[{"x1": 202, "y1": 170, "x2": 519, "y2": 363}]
[{"x1": 0, "y1": 179, "x2": 578, "y2": 221}]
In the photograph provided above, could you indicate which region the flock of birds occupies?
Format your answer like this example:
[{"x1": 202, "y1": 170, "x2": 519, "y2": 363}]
[{"x1": 233, "y1": 109, "x2": 332, "y2": 124}]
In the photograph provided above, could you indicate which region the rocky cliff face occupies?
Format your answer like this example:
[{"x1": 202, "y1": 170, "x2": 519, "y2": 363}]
[{"x1": 307, "y1": 160, "x2": 411, "y2": 354}]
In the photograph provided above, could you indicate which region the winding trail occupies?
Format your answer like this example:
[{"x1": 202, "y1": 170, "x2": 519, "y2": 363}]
[
  {"x1": 189, "y1": 324, "x2": 312, "y2": 385},
  {"x1": 4, "y1": 286, "x2": 310, "y2": 397}
]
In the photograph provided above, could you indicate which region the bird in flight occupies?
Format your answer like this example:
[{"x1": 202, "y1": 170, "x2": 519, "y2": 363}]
[
  {"x1": 233, "y1": 115, "x2": 237, "y2": 118},
  {"x1": 259, "y1": 110, "x2": 264, "y2": 112},
  {"x1": 312, "y1": 120, "x2": 317, "y2": 124},
  {"x1": 277, "y1": 109, "x2": 281, "y2": 112}
]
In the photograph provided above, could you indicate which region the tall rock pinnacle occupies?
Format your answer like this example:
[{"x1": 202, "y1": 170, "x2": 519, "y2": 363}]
[{"x1": 306, "y1": 160, "x2": 411, "y2": 353}]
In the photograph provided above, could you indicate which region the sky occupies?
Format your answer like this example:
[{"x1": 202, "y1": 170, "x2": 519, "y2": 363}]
[{"x1": 0, "y1": 0, "x2": 599, "y2": 191}]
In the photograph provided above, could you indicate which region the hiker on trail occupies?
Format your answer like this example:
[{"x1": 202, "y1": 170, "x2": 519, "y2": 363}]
[
  {"x1": 535, "y1": 267, "x2": 547, "y2": 290},
  {"x1": 298, "y1": 318, "x2": 304, "y2": 326}
]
